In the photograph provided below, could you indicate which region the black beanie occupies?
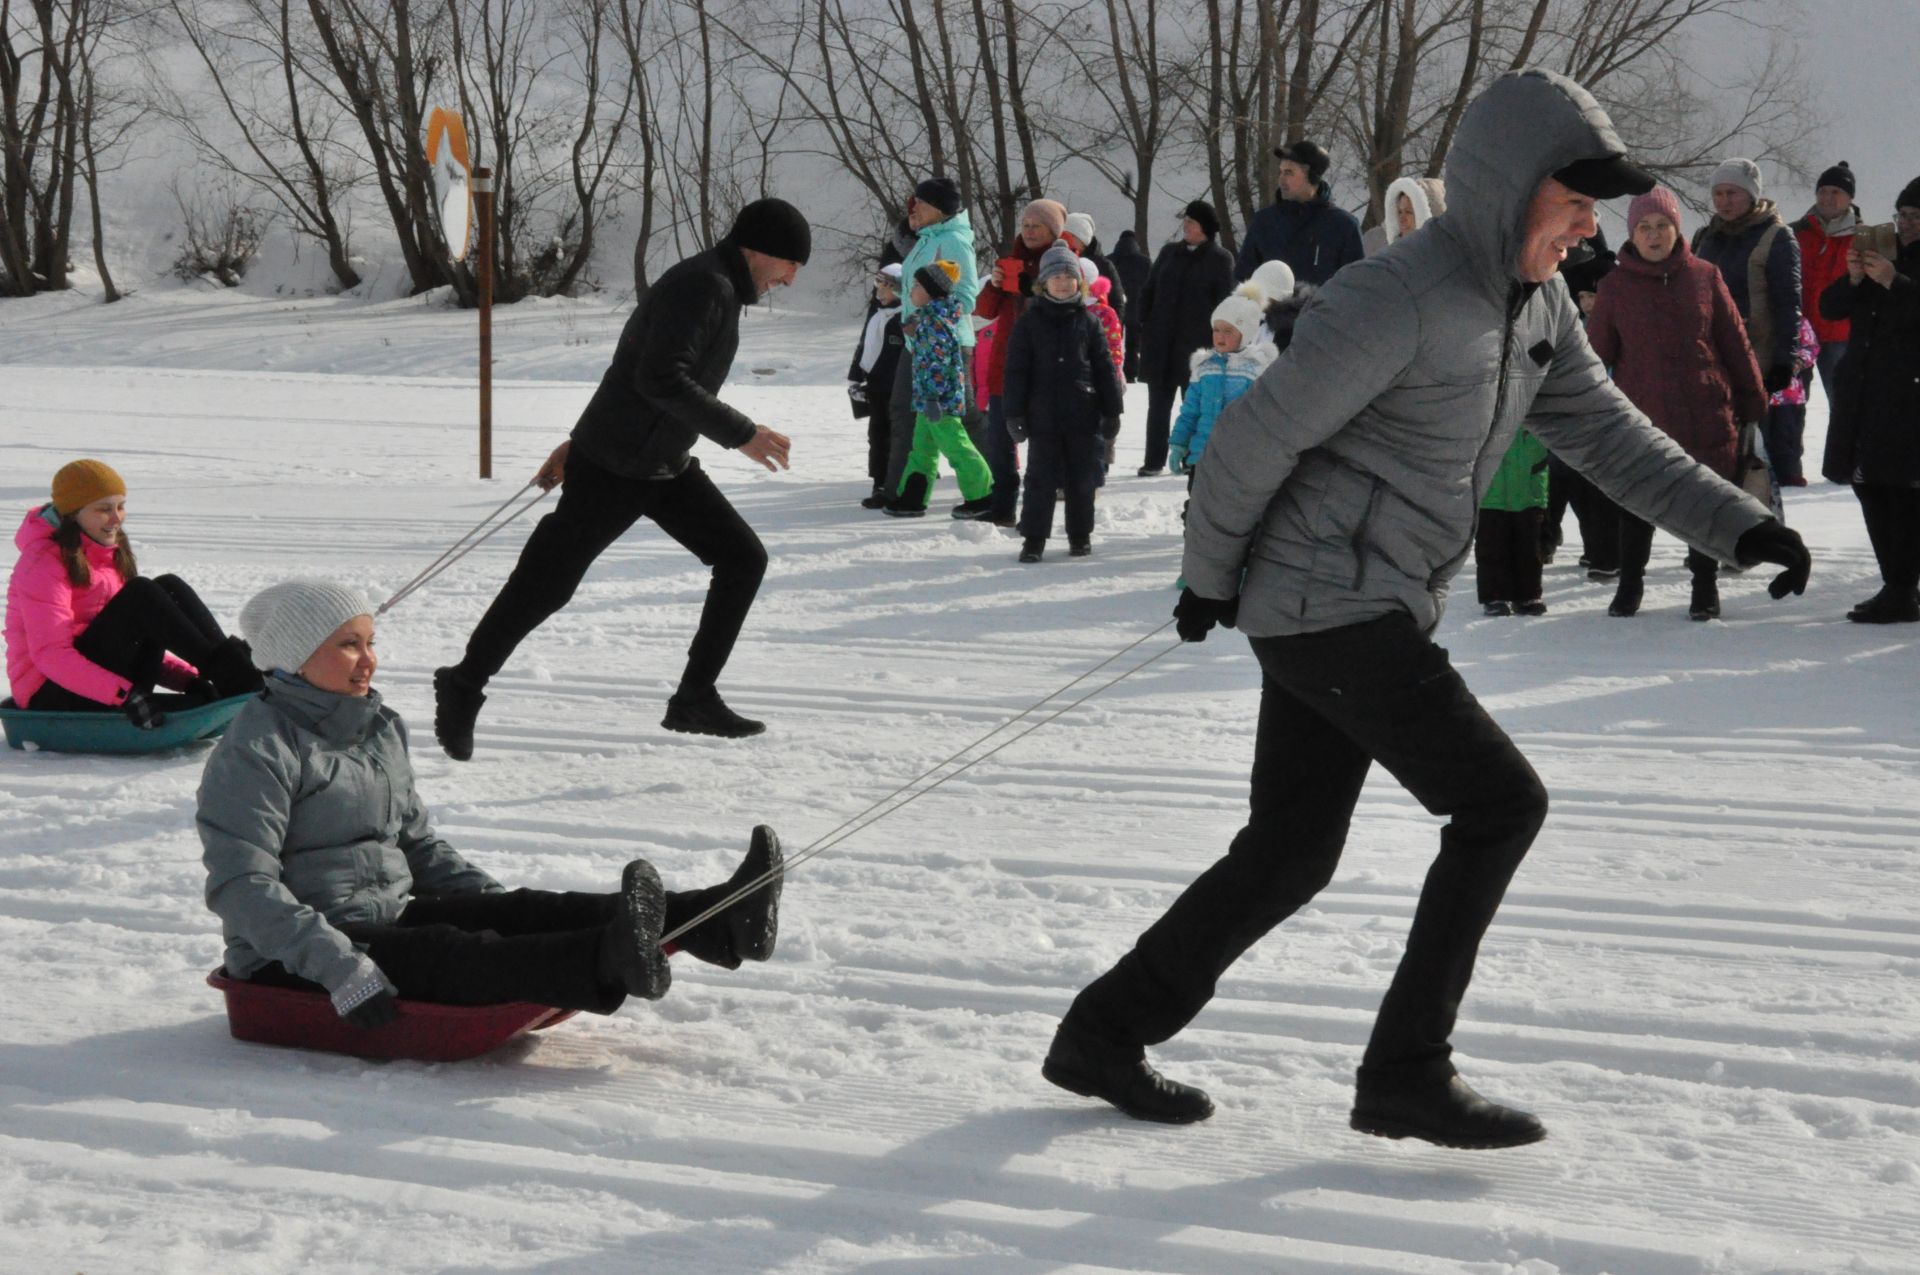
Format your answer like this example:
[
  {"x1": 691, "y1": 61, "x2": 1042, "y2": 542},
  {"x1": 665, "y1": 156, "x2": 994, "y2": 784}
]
[
  {"x1": 913, "y1": 176, "x2": 962, "y2": 217},
  {"x1": 1816, "y1": 162, "x2": 1855, "y2": 198},
  {"x1": 1182, "y1": 200, "x2": 1220, "y2": 239},
  {"x1": 1898, "y1": 176, "x2": 1920, "y2": 213},
  {"x1": 1273, "y1": 139, "x2": 1331, "y2": 185},
  {"x1": 727, "y1": 197, "x2": 812, "y2": 265}
]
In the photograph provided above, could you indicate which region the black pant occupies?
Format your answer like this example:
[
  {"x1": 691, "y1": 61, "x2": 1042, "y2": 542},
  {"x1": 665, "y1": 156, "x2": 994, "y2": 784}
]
[
  {"x1": 28, "y1": 574, "x2": 224, "y2": 710},
  {"x1": 1065, "y1": 614, "x2": 1548, "y2": 1089},
  {"x1": 457, "y1": 452, "x2": 767, "y2": 699},
  {"x1": 1019, "y1": 430, "x2": 1104, "y2": 545},
  {"x1": 1764, "y1": 391, "x2": 1808, "y2": 483},
  {"x1": 1856, "y1": 483, "x2": 1920, "y2": 593},
  {"x1": 1475, "y1": 508, "x2": 1544, "y2": 604},
  {"x1": 1123, "y1": 319, "x2": 1143, "y2": 383},
  {"x1": 1544, "y1": 456, "x2": 1617, "y2": 570},
  {"x1": 1616, "y1": 513, "x2": 1718, "y2": 582},
  {"x1": 1142, "y1": 376, "x2": 1184, "y2": 471},
  {"x1": 985, "y1": 395, "x2": 1022, "y2": 522},
  {"x1": 252, "y1": 886, "x2": 719, "y2": 1013},
  {"x1": 865, "y1": 401, "x2": 893, "y2": 488}
]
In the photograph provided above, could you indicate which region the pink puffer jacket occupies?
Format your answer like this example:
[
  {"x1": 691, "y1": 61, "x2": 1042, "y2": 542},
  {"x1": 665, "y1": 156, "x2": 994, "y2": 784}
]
[{"x1": 5, "y1": 506, "x2": 197, "y2": 707}]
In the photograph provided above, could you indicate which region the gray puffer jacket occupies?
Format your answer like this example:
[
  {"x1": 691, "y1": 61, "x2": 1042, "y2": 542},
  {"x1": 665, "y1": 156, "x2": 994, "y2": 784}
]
[
  {"x1": 1185, "y1": 69, "x2": 1772, "y2": 636},
  {"x1": 198, "y1": 674, "x2": 501, "y2": 992}
]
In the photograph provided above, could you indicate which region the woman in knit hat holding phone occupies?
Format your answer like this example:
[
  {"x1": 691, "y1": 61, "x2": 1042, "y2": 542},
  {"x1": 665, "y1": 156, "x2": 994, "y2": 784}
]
[{"x1": 5, "y1": 459, "x2": 262, "y2": 728}]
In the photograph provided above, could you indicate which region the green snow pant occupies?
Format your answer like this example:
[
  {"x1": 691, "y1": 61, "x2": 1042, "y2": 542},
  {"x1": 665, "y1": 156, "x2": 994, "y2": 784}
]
[{"x1": 899, "y1": 413, "x2": 994, "y2": 502}]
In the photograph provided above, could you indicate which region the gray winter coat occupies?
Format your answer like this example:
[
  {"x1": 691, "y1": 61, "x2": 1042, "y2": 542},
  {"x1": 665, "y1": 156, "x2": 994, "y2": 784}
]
[
  {"x1": 1185, "y1": 69, "x2": 1772, "y2": 636},
  {"x1": 198, "y1": 675, "x2": 501, "y2": 992}
]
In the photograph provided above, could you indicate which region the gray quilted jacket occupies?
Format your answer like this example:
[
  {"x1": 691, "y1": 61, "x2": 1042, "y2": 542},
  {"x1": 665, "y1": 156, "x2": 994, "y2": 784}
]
[
  {"x1": 1184, "y1": 69, "x2": 1772, "y2": 636},
  {"x1": 198, "y1": 675, "x2": 501, "y2": 991}
]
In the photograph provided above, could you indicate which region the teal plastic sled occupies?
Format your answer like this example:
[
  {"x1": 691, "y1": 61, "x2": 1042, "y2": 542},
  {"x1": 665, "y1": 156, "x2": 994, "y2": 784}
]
[{"x1": 1, "y1": 693, "x2": 253, "y2": 754}]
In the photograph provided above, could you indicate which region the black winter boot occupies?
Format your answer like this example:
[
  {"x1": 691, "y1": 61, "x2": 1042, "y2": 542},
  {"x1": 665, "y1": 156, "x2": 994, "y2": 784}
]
[
  {"x1": 885, "y1": 473, "x2": 930, "y2": 517},
  {"x1": 662, "y1": 688, "x2": 765, "y2": 738},
  {"x1": 950, "y1": 495, "x2": 995, "y2": 520},
  {"x1": 1069, "y1": 539, "x2": 1092, "y2": 558},
  {"x1": 598, "y1": 859, "x2": 672, "y2": 1000},
  {"x1": 1042, "y1": 1021, "x2": 1213, "y2": 1124},
  {"x1": 860, "y1": 484, "x2": 887, "y2": 510},
  {"x1": 1350, "y1": 1074, "x2": 1546, "y2": 1149},
  {"x1": 672, "y1": 825, "x2": 784, "y2": 969},
  {"x1": 1688, "y1": 574, "x2": 1721, "y2": 621},
  {"x1": 433, "y1": 666, "x2": 486, "y2": 761},
  {"x1": 200, "y1": 635, "x2": 266, "y2": 698},
  {"x1": 1018, "y1": 538, "x2": 1045, "y2": 564},
  {"x1": 1848, "y1": 586, "x2": 1920, "y2": 624},
  {"x1": 1608, "y1": 574, "x2": 1644, "y2": 617}
]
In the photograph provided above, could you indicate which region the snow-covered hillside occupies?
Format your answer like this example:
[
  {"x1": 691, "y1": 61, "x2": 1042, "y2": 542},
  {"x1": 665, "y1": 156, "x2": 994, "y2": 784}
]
[{"x1": 2, "y1": 294, "x2": 1917, "y2": 1274}]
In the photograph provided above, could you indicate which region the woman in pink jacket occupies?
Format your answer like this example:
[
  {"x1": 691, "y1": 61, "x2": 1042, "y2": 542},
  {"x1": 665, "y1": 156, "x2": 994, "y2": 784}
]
[{"x1": 5, "y1": 459, "x2": 261, "y2": 727}]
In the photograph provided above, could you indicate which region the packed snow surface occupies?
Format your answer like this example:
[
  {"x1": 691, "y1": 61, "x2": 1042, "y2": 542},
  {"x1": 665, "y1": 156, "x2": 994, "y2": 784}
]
[{"x1": 2, "y1": 285, "x2": 1917, "y2": 1274}]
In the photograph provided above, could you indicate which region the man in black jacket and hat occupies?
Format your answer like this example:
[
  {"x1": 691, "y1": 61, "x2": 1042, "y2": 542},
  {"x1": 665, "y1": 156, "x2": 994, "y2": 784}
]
[{"x1": 433, "y1": 198, "x2": 811, "y2": 753}]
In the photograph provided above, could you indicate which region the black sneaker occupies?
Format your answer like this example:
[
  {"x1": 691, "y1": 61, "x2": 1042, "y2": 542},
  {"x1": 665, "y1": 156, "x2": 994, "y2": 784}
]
[
  {"x1": 432, "y1": 666, "x2": 486, "y2": 761},
  {"x1": 1136, "y1": 466, "x2": 1163, "y2": 478},
  {"x1": 598, "y1": 859, "x2": 672, "y2": 1000},
  {"x1": 859, "y1": 485, "x2": 887, "y2": 510},
  {"x1": 1482, "y1": 601, "x2": 1513, "y2": 617},
  {"x1": 1018, "y1": 538, "x2": 1045, "y2": 564},
  {"x1": 1515, "y1": 599, "x2": 1546, "y2": 616},
  {"x1": 950, "y1": 496, "x2": 995, "y2": 520},
  {"x1": 1585, "y1": 565, "x2": 1621, "y2": 582},
  {"x1": 661, "y1": 689, "x2": 766, "y2": 738},
  {"x1": 1069, "y1": 540, "x2": 1091, "y2": 557},
  {"x1": 1351, "y1": 1074, "x2": 1545, "y2": 1150},
  {"x1": 1042, "y1": 1023, "x2": 1213, "y2": 1124},
  {"x1": 1608, "y1": 576, "x2": 1644, "y2": 617}
]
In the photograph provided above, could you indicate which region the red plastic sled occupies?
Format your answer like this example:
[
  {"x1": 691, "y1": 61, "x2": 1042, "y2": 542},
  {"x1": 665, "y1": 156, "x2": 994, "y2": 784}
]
[{"x1": 207, "y1": 969, "x2": 575, "y2": 1062}]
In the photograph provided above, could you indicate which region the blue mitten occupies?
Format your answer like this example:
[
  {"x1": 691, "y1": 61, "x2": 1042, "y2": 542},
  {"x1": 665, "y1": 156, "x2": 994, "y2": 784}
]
[{"x1": 1168, "y1": 442, "x2": 1189, "y2": 475}]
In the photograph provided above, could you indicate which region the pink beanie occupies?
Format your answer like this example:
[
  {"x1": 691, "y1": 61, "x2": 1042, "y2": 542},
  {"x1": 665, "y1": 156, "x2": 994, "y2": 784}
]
[
  {"x1": 1020, "y1": 199, "x2": 1067, "y2": 237},
  {"x1": 1627, "y1": 187, "x2": 1682, "y2": 234}
]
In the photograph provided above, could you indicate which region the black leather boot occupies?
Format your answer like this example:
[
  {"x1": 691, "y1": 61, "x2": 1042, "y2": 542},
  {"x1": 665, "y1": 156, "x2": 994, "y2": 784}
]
[
  {"x1": 1350, "y1": 1074, "x2": 1546, "y2": 1149},
  {"x1": 884, "y1": 473, "x2": 930, "y2": 517},
  {"x1": 1608, "y1": 574, "x2": 1644, "y2": 617},
  {"x1": 432, "y1": 666, "x2": 486, "y2": 761},
  {"x1": 598, "y1": 859, "x2": 672, "y2": 1000},
  {"x1": 1042, "y1": 1022, "x2": 1213, "y2": 1124},
  {"x1": 1848, "y1": 586, "x2": 1920, "y2": 624},
  {"x1": 673, "y1": 825, "x2": 783, "y2": 969}
]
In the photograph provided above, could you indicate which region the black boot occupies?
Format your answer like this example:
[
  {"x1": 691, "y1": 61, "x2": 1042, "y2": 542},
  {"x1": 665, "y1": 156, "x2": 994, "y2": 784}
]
[
  {"x1": 1848, "y1": 586, "x2": 1920, "y2": 624},
  {"x1": 597, "y1": 859, "x2": 672, "y2": 1000},
  {"x1": 1018, "y1": 538, "x2": 1045, "y2": 564},
  {"x1": 1041, "y1": 1021, "x2": 1213, "y2": 1124},
  {"x1": 432, "y1": 666, "x2": 486, "y2": 761},
  {"x1": 200, "y1": 635, "x2": 266, "y2": 698},
  {"x1": 1350, "y1": 1074, "x2": 1546, "y2": 1149},
  {"x1": 1608, "y1": 574, "x2": 1644, "y2": 617},
  {"x1": 950, "y1": 495, "x2": 995, "y2": 520},
  {"x1": 859, "y1": 484, "x2": 887, "y2": 510},
  {"x1": 661, "y1": 688, "x2": 765, "y2": 739},
  {"x1": 673, "y1": 825, "x2": 784, "y2": 969},
  {"x1": 1688, "y1": 573, "x2": 1720, "y2": 621},
  {"x1": 884, "y1": 473, "x2": 930, "y2": 517},
  {"x1": 1069, "y1": 539, "x2": 1092, "y2": 558}
]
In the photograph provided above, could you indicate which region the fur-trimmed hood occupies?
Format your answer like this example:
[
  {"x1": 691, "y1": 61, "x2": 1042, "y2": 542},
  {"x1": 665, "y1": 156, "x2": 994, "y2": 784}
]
[
  {"x1": 1382, "y1": 176, "x2": 1447, "y2": 245},
  {"x1": 1189, "y1": 340, "x2": 1278, "y2": 378}
]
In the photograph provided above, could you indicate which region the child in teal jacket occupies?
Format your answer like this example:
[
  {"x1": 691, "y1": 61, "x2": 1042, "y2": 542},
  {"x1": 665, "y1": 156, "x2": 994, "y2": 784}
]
[{"x1": 1169, "y1": 281, "x2": 1278, "y2": 475}]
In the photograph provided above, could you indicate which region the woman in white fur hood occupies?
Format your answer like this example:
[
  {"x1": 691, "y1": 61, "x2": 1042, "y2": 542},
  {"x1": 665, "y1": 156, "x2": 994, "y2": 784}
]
[{"x1": 1363, "y1": 175, "x2": 1449, "y2": 254}]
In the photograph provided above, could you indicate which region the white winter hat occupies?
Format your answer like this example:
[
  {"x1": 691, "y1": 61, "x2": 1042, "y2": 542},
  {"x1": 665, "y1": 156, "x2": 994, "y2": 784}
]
[
  {"x1": 1076, "y1": 257, "x2": 1099, "y2": 286},
  {"x1": 1210, "y1": 280, "x2": 1270, "y2": 345},
  {"x1": 1064, "y1": 212, "x2": 1096, "y2": 245},
  {"x1": 878, "y1": 262, "x2": 903, "y2": 283},
  {"x1": 1249, "y1": 259, "x2": 1295, "y2": 303},
  {"x1": 1710, "y1": 158, "x2": 1762, "y2": 203},
  {"x1": 240, "y1": 578, "x2": 373, "y2": 673}
]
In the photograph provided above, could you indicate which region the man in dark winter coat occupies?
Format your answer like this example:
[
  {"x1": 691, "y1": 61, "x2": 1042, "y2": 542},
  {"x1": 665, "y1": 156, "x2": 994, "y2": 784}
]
[
  {"x1": 1136, "y1": 201, "x2": 1236, "y2": 475},
  {"x1": 433, "y1": 198, "x2": 811, "y2": 753},
  {"x1": 1820, "y1": 177, "x2": 1920, "y2": 623},
  {"x1": 1108, "y1": 229, "x2": 1152, "y2": 381},
  {"x1": 1042, "y1": 69, "x2": 1812, "y2": 1149},
  {"x1": 1235, "y1": 140, "x2": 1366, "y2": 287},
  {"x1": 1693, "y1": 158, "x2": 1803, "y2": 397}
]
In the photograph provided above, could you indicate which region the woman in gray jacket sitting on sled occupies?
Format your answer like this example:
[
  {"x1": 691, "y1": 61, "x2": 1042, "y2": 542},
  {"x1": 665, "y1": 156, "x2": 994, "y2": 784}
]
[{"x1": 197, "y1": 578, "x2": 781, "y2": 1029}]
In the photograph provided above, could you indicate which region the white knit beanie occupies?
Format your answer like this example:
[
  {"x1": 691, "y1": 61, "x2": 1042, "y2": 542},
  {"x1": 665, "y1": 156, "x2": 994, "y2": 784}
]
[
  {"x1": 1064, "y1": 212, "x2": 1096, "y2": 245},
  {"x1": 1210, "y1": 280, "x2": 1271, "y2": 345},
  {"x1": 1709, "y1": 158, "x2": 1762, "y2": 203},
  {"x1": 240, "y1": 579, "x2": 373, "y2": 673},
  {"x1": 1076, "y1": 257, "x2": 1099, "y2": 287}
]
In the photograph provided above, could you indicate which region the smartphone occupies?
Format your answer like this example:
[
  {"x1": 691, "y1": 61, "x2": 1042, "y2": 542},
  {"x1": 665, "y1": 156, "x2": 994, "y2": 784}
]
[{"x1": 1857, "y1": 222, "x2": 1900, "y2": 258}]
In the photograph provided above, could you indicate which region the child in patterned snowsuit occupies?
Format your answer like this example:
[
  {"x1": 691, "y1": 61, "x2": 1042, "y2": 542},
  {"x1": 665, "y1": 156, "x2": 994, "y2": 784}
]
[{"x1": 888, "y1": 259, "x2": 996, "y2": 519}]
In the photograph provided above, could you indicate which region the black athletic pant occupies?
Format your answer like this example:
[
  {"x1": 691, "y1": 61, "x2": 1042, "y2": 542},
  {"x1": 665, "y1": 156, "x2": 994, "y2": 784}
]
[
  {"x1": 456, "y1": 451, "x2": 767, "y2": 700},
  {"x1": 1616, "y1": 513, "x2": 1718, "y2": 582},
  {"x1": 1065, "y1": 613, "x2": 1549, "y2": 1089},
  {"x1": 250, "y1": 886, "x2": 720, "y2": 1013},
  {"x1": 1856, "y1": 483, "x2": 1920, "y2": 594},
  {"x1": 28, "y1": 575, "x2": 224, "y2": 711},
  {"x1": 1544, "y1": 456, "x2": 1617, "y2": 570},
  {"x1": 1475, "y1": 508, "x2": 1544, "y2": 604},
  {"x1": 1142, "y1": 376, "x2": 1184, "y2": 472},
  {"x1": 1019, "y1": 430, "x2": 1104, "y2": 545}
]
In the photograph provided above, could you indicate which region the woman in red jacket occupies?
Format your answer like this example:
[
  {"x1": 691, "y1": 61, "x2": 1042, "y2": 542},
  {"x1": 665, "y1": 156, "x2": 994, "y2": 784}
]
[{"x1": 1587, "y1": 187, "x2": 1768, "y2": 620}]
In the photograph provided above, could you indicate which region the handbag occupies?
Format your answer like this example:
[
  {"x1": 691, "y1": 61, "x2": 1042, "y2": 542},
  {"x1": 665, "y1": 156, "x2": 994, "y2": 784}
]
[{"x1": 1736, "y1": 421, "x2": 1785, "y2": 522}]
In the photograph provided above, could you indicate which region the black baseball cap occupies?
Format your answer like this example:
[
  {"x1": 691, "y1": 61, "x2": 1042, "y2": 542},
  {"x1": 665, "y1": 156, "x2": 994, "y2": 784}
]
[{"x1": 1552, "y1": 154, "x2": 1656, "y2": 200}]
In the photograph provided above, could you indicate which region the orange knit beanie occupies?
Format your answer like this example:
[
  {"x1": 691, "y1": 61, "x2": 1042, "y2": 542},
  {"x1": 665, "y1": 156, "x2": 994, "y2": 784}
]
[{"x1": 51, "y1": 459, "x2": 127, "y2": 517}]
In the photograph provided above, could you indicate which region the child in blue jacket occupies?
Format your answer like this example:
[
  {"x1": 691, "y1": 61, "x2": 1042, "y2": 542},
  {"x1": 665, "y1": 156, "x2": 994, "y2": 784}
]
[
  {"x1": 888, "y1": 259, "x2": 996, "y2": 519},
  {"x1": 1169, "y1": 281, "x2": 1277, "y2": 479}
]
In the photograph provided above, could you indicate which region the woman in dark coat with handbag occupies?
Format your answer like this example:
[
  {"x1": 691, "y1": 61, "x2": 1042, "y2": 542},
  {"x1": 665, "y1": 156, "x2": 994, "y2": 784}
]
[
  {"x1": 1587, "y1": 186, "x2": 1767, "y2": 620},
  {"x1": 1135, "y1": 201, "x2": 1236, "y2": 476},
  {"x1": 1820, "y1": 178, "x2": 1920, "y2": 623}
]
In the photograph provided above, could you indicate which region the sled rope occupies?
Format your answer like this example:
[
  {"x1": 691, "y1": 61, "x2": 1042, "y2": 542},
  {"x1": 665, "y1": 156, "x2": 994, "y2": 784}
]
[
  {"x1": 378, "y1": 481, "x2": 551, "y2": 614},
  {"x1": 660, "y1": 619, "x2": 1185, "y2": 947}
]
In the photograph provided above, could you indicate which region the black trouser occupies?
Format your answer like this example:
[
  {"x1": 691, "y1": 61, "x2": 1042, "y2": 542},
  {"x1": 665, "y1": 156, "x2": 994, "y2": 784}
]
[
  {"x1": 1544, "y1": 456, "x2": 1617, "y2": 570},
  {"x1": 1856, "y1": 483, "x2": 1920, "y2": 594},
  {"x1": 456, "y1": 452, "x2": 767, "y2": 700},
  {"x1": 1123, "y1": 320, "x2": 1143, "y2": 383},
  {"x1": 1142, "y1": 375, "x2": 1184, "y2": 471},
  {"x1": 251, "y1": 886, "x2": 721, "y2": 1013},
  {"x1": 1065, "y1": 613, "x2": 1548, "y2": 1089},
  {"x1": 1616, "y1": 513, "x2": 1718, "y2": 582},
  {"x1": 1019, "y1": 430, "x2": 1105, "y2": 545},
  {"x1": 28, "y1": 574, "x2": 224, "y2": 710},
  {"x1": 865, "y1": 401, "x2": 893, "y2": 488},
  {"x1": 985, "y1": 395, "x2": 1022, "y2": 522},
  {"x1": 1764, "y1": 391, "x2": 1808, "y2": 483},
  {"x1": 1475, "y1": 508, "x2": 1544, "y2": 604}
]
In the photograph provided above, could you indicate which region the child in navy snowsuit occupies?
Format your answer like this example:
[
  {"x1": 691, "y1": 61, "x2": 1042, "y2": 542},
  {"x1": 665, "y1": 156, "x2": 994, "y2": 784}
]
[
  {"x1": 849, "y1": 263, "x2": 906, "y2": 509},
  {"x1": 1004, "y1": 240, "x2": 1125, "y2": 561}
]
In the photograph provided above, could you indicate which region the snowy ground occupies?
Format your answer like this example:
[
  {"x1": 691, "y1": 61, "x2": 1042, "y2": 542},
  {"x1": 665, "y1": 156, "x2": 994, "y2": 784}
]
[{"x1": 3, "y1": 286, "x2": 1918, "y2": 1275}]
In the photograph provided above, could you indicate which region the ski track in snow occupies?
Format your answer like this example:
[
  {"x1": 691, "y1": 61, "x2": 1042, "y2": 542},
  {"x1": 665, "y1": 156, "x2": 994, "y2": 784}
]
[{"x1": 2, "y1": 292, "x2": 1918, "y2": 1274}]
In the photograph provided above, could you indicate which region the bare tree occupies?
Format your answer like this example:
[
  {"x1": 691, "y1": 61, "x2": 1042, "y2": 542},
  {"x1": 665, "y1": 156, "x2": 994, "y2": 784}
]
[{"x1": 1048, "y1": 0, "x2": 1184, "y2": 243}]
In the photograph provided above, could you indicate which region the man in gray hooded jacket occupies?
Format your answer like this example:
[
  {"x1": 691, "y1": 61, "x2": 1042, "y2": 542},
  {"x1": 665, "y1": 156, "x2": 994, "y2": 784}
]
[{"x1": 1042, "y1": 69, "x2": 1811, "y2": 1148}]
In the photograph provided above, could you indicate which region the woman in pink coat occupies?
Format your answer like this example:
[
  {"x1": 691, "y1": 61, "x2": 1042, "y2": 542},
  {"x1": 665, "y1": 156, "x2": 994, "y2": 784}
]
[
  {"x1": 5, "y1": 459, "x2": 261, "y2": 727},
  {"x1": 1587, "y1": 187, "x2": 1767, "y2": 620}
]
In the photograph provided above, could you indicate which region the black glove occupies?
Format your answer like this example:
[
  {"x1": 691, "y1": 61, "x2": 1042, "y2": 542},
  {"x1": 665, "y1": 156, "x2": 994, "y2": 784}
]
[
  {"x1": 344, "y1": 989, "x2": 401, "y2": 1030},
  {"x1": 121, "y1": 689, "x2": 166, "y2": 730},
  {"x1": 1734, "y1": 517, "x2": 1811, "y2": 598},
  {"x1": 1762, "y1": 362, "x2": 1793, "y2": 396},
  {"x1": 1173, "y1": 587, "x2": 1239, "y2": 642},
  {"x1": 1006, "y1": 416, "x2": 1029, "y2": 443}
]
